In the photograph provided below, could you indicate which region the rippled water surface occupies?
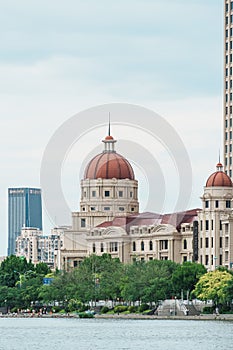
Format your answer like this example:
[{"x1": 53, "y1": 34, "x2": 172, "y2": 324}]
[{"x1": 0, "y1": 318, "x2": 232, "y2": 350}]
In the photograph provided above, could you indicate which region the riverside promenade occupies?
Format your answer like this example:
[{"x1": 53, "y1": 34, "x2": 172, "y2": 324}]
[{"x1": 1, "y1": 312, "x2": 233, "y2": 321}]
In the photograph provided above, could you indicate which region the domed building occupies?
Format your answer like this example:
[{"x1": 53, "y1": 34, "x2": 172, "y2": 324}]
[
  {"x1": 72, "y1": 132, "x2": 139, "y2": 232},
  {"x1": 55, "y1": 129, "x2": 200, "y2": 270},
  {"x1": 198, "y1": 162, "x2": 233, "y2": 270}
]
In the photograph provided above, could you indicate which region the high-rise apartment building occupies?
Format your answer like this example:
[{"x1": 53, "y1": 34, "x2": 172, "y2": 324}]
[
  {"x1": 224, "y1": 1, "x2": 233, "y2": 177},
  {"x1": 8, "y1": 188, "x2": 42, "y2": 256}
]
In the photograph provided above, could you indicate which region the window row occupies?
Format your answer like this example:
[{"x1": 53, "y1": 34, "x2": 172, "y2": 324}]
[
  {"x1": 225, "y1": 41, "x2": 233, "y2": 51},
  {"x1": 92, "y1": 242, "x2": 118, "y2": 253},
  {"x1": 225, "y1": 14, "x2": 233, "y2": 24},
  {"x1": 83, "y1": 190, "x2": 134, "y2": 198},
  {"x1": 200, "y1": 219, "x2": 223, "y2": 231},
  {"x1": 225, "y1": 169, "x2": 233, "y2": 177},
  {"x1": 225, "y1": 28, "x2": 233, "y2": 38},
  {"x1": 200, "y1": 236, "x2": 226, "y2": 250},
  {"x1": 205, "y1": 200, "x2": 231, "y2": 209},
  {"x1": 82, "y1": 206, "x2": 127, "y2": 212},
  {"x1": 225, "y1": 144, "x2": 233, "y2": 153},
  {"x1": 225, "y1": 157, "x2": 233, "y2": 166},
  {"x1": 225, "y1": 105, "x2": 233, "y2": 115},
  {"x1": 225, "y1": 130, "x2": 233, "y2": 140},
  {"x1": 225, "y1": 118, "x2": 232, "y2": 127},
  {"x1": 132, "y1": 239, "x2": 169, "y2": 252},
  {"x1": 226, "y1": 2, "x2": 233, "y2": 13},
  {"x1": 225, "y1": 79, "x2": 233, "y2": 89},
  {"x1": 225, "y1": 67, "x2": 233, "y2": 77}
]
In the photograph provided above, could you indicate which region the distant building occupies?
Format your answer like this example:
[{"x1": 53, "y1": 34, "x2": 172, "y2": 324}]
[
  {"x1": 8, "y1": 188, "x2": 42, "y2": 255},
  {"x1": 224, "y1": 0, "x2": 233, "y2": 178},
  {"x1": 15, "y1": 227, "x2": 64, "y2": 267}
]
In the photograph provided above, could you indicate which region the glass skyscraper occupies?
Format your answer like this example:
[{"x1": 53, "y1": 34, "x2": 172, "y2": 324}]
[{"x1": 8, "y1": 188, "x2": 42, "y2": 256}]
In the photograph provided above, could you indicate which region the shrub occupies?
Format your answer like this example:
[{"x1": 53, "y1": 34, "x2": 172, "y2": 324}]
[
  {"x1": 78, "y1": 312, "x2": 94, "y2": 318},
  {"x1": 100, "y1": 306, "x2": 110, "y2": 314},
  {"x1": 114, "y1": 305, "x2": 128, "y2": 313},
  {"x1": 139, "y1": 304, "x2": 150, "y2": 313},
  {"x1": 127, "y1": 306, "x2": 137, "y2": 313}
]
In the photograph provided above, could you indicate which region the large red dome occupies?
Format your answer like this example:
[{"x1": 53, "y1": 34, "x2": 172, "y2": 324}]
[
  {"x1": 206, "y1": 163, "x2": 232, "y2": 187},
  {"x1": 84, "y1": 152, "x2": 134, "y2": 180}
]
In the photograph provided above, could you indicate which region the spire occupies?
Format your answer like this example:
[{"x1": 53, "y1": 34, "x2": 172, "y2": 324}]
[
  {"x1": 108, "y1": 112, "x2": 111, "y2": 137},
  {"x1": 102, "y1": 114, "x2": 116, "y2": 152}
]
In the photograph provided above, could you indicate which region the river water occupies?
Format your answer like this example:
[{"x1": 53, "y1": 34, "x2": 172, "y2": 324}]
[{"x1": 0, "y1": 318, "x2": 232, "y2": 350}]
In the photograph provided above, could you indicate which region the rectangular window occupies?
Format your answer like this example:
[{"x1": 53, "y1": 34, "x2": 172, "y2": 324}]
[
  {"x1": 231, "y1": 131, "x2": 233, "y2": 139},
  {"x1": 104, "y1": 207, "x2": 110, "y2": 211},
  {"x1": 119, "y1": 191, "x2": 123, "y2": 197},
  {"x1": 81, "y1": 218, "x2": 86, "y2": 228},
  {"x1": 110, "y1": 242, "x2": 118, "y2": 252},
  {"x1": 226, "y1": 200, "x2": 231, "y2": 208},
  {"x1": 226, "y1": 132, "x2": 228, "y2": 141},
  {"x1": 230, "y1": 106, "x2": 233, "y2": 114},
  {"x1": 211, "y1": 255, "x2": 213, "y2": 266},
  {"x1": 205, "y1": 255, "x2": 209, "y2": 266},
  {"x1": 226, "y1": 237, "x2": 229, "y2": 248},
  {"x1": 226, "y1": 94, "x2": 228, "y2": 102},
  {"x1": 231, "y1": 28, "x2": 233, "y2": 37},
  {"x1": 226, "y1": 145, "x2": 228, "y2": 153},
  {"x1": 226, "y1": 3, "x2": 229, "y2": 12},
  {"x1": 230, "y1": 170, "x2": 232, "y2": 177},
  {"x1": 226, "y1": 16, "x2": 229, "y2": 25},
  {"x1": 231, "y1": 119, "x2": 233, "y2": 127},
  {"x1": 219, "y1": 254, "x2": 222, "y2": 266},
  {"x1": 92, "y1": 190, "x2": 96, "y2": 197},
  {"x1": 226, "y1": 55, "x2": 229, "y2": 64},
  {"x1": 231, "y1": 54, "x2": 233, "y2": 63},
  {"x1": 230, "y1": 157, "x2": 232, "y2": 165},
  {"x1": 220, "y1": 237, "x2": 222, "y2": 248},
  {"x1": 220, "y1": 220, "x2": 222, "y2": 231},
  {"x1": 226, "y1": 68, "x2": 229, "y2": 77},
  {"x1": 200, "y1": 238, "x2": 203, "y2": 249},
  {"x1": 211, "y1": 220, "x2": 214, "y2": 230},
  {"x1": 231, "y1": 14, "x2": 233, "y2": 23},
  {"x1": 230, "y1": 41, "x2": 233, "y2": 49},
  {"x1": 205, "y1": 220, "x2": 209, "y2": 231},
  {"x1": 91, "y1": 207, "x2": 96, "y2": 211},
  {"x1": 226, "y1": 42, "x2": 229, "y2": 51},
  {"x1": 200, "y1": 220, "x2": 203, "y2": 231},
  {"x1": 226, "y1": 81, "x2": 228, "y2": 90},
  {"x1": 230, "y1": 67, "x2": 232, "y2": 75},
  {"x1": 205, "y1": 200, "x2": 209, "y2": 208},
  {"x1": 205, "y1": 237, "x2": 209, "y2": 248},
  {"x1": 211, "y1": 237, "x2": 214, "y2": 248},
  {"x1": 226, "y1": 29, "x2": 229, "y2": 38},
  {"x1": 231, "y1": 2, "x2": 233, "y2": 10},
  {"x1": 226, "y1": 106, "x2": 228, "y2": 115},
  {"x1": 119, "y1": 207, "x2": 124, "y2": 211},
  {"x1": 231, "y1": 93, "x2": 233, "y2": 101},
  {"x1": 104, "y1": 190, "x2": 110, "y2": 197},
  {"x1": 101, "y1": 243, "x2": 104, "y2": 252},
  {"x1": 230, "y1": 144, "x2": 233, "y2": 152},
  {"x1": 130, "y1": 191, "x2": 133, "y2": 198}
]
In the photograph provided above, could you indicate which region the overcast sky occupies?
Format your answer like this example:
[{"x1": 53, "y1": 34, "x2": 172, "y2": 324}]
[{"x1": 0, "y1": 1, "x2": 223, "y2": 256}]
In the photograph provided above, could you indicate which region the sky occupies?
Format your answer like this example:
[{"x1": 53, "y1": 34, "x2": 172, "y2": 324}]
[{"x1": 0, "y1": 0, "x2": 223, "y2": 256}]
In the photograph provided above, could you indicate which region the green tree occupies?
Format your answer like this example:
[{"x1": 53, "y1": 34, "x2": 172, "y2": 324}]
[
  {"x1": 0, "y1": 255, "x2": 34, "y2": 287},
  {"x1": 172, "y1": 262, "x2": 206, "y2": 299},
  {"x1": 193, "y1": 270, "x2": 233, "y2": 306}
]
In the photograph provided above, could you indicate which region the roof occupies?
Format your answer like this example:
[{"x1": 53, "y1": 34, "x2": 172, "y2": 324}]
[{"x1": 96, "y1": 209, "x2": 200, "y2": 232}]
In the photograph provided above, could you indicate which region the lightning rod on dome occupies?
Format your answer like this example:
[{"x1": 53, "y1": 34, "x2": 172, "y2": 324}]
[{"x1": 108, "y1": 112, "x2": 111, "y2": 136}]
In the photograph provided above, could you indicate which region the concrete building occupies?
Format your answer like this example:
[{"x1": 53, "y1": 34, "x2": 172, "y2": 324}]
[
  {"x1": 8, "y1": 188, "x2": 42, "y2": 256},
  {"x1": 198, "y1": 162, "x2": 233, "y2": 270},
  {"x1": 15, "y1": 227, "x2": 63, "y2": 267},
  {"x1": 224, "y1": 0, "x2": 233, "y2": 177}
]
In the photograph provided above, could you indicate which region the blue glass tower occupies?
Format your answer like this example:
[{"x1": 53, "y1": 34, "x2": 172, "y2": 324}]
[{"x1": 8, "y1": 188, "x2": 42, "y2": 255}]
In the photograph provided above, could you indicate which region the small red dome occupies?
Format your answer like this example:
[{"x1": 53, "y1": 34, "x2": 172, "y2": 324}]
[
  {"x1": 84, "y1": 152, "x2": 134, "y2": 180},
  {"x1": 105, "y1": 135, "x2": 114, "y2": 140},
  {"x1": 206, "y1": 170, "x2": 232, "y2": 187}
]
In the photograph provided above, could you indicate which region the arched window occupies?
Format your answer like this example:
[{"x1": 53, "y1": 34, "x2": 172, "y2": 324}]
[
  {"x1": 93, "y1": 243, "x2": 96, "y2": 253},
  {"x1": 100, "y1": 243, "x2": 104, "y2": 253},
  {"x1": 149, "y1": 240, "x2": 153, "y2": 251},
  {"x1": 132, "y1": 241, "x2": 136, "y2": 251},
  {"x1": 183, "y1": 239, "x2": 187, "y2": 250},
  {"x1": 141, "y1": 241, "x2": 144, "y2": 251}
]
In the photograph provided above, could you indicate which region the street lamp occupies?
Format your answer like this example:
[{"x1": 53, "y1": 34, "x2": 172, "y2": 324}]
[{"x1": 174, "y1": 296, "x2": 177, "y2": 316}]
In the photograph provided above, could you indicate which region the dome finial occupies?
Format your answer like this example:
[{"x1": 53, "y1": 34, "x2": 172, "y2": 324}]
[{"x1": 108, "y1": 112, "x2": 111, "y2": 137}]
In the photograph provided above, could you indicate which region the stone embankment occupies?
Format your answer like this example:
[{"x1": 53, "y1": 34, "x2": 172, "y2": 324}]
[{"x1": 1, "y1": 312, "x2": 233, "y2": 321}]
